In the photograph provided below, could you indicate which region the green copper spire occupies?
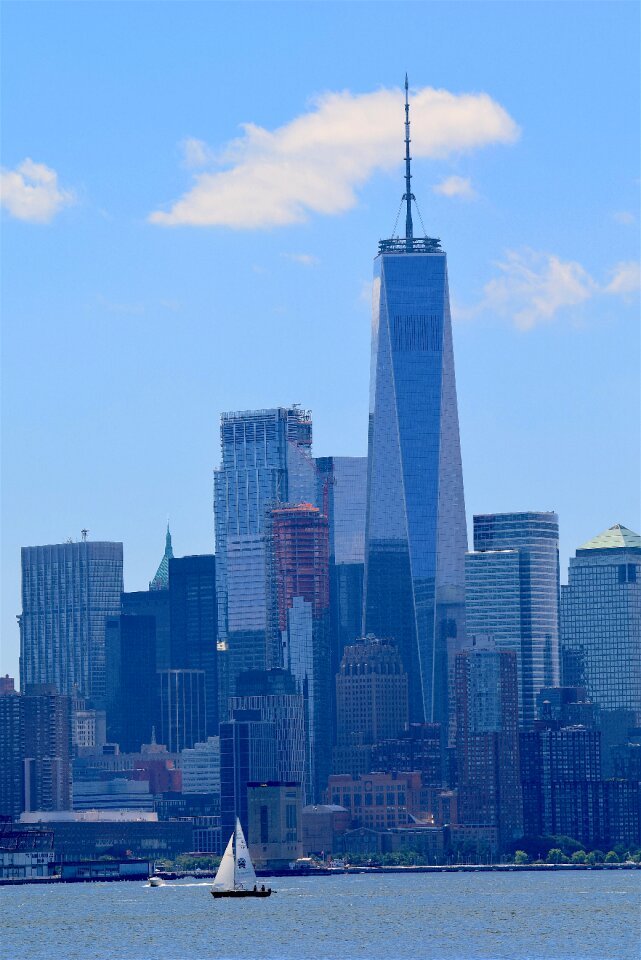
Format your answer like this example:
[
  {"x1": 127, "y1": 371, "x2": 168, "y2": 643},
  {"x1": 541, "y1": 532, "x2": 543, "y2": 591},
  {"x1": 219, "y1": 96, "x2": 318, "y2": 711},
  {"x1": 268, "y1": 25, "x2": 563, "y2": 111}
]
[{"x1": 150, "y1": 522, "x2": 174, "y2": 591}]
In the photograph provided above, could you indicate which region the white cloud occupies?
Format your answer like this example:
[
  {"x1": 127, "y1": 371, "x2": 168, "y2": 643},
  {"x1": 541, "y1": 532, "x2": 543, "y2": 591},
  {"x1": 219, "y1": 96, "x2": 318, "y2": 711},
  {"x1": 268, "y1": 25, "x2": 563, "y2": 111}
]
[
  {"x1": 463, "y1": 249, "x2": 639, "y2": 331},
  {"x1": 0, "y1": 158, "x2": 74, "y2": 223},
  {"x1": 613, "y1": 211, "x2": 635, "y2": 225},
  {"x1": 283, "y1": 252, "x2": 319, "y2": 267},
  {"x1": 604, "y1": 260, "x2": 641, "y2": 296},
  {"x1": 150, "y1": 84, "x2": 519, "y2": 229},
  {"x1": 181, "y1": 137, "x2": 215, "y2": 169},
  {"x1": 433, "y1": 175, "x2": 476, "y2": 199}
]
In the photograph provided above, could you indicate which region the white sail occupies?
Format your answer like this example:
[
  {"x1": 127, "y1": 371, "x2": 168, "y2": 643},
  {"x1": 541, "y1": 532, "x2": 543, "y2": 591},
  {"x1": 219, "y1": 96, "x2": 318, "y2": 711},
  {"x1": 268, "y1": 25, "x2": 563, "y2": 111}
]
[
  {"x1": 233, "y1": 818, "x2": 257, "y2": 889},
  {"x1": 212, "y1": 831, "x2": 235, "y2": 891}
]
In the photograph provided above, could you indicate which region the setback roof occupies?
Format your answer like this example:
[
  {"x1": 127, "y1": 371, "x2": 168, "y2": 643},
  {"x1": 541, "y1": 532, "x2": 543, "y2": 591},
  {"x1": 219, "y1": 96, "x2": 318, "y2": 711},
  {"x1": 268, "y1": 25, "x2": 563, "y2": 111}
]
[{"x1": 577, "y1": 523, "x2": 641, "y2": 552}]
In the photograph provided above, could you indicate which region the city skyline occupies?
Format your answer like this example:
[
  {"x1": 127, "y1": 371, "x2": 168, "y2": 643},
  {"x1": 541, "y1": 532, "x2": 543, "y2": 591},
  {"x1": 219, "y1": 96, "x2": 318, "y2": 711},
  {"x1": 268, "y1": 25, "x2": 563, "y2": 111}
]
[{"x1": 1, "y1": 2, "x2": 639, "y2": 681}]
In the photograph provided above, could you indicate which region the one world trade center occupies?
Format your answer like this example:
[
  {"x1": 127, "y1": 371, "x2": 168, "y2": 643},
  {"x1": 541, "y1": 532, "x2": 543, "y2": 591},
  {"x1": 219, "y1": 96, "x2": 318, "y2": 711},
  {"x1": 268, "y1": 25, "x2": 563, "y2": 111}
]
[{"x1": 363, "y1": 77, "x2": 467, "y2": 728}]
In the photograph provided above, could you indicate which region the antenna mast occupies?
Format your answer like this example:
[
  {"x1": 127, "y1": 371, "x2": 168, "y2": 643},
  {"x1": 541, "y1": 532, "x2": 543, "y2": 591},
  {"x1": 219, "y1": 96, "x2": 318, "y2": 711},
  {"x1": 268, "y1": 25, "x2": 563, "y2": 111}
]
[{"x1": 403, "y1": 74, "x2": 414, "y2": 249}]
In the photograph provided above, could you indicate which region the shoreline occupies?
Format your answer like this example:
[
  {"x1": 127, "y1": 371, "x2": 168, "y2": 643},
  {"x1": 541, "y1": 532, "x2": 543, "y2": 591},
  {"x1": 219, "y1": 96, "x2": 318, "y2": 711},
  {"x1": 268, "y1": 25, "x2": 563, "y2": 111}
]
[{"x1": 1, "y1": 861, "x2": 639, "y2": 886}]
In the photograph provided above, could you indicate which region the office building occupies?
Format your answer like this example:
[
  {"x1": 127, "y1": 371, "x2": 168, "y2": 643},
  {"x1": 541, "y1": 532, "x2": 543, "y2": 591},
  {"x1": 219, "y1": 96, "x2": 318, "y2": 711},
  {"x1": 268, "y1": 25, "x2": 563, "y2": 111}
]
[
  {"x1": 266, "y1": 503, "x2": 331, "y2": 800},
  {"x1": 214, "y1": 406, "x2": 316, "y2": 688},
  {"x1": 20, "y1": 540, "x2": 123, "y2": 701},
  {"x1": 121, "y1": 588, "x2": 171, "y2": 671},
  {"x1": 370, "y1": 723, "x2": 442, "y2": 786},
  {"x1": 150, "y1": 523, "x2": 174, "y2": 591},
  {"x1": 561, "y1": 524, "x2": 641, "y2": 725},
  {"x1": 230, "y1": 669, "x2": 306, "y2": 791},
  {"x1": 363, "y1": 80, "x2": 467, "y2": 728},
  {"x1": 326, "y1": 771, "x2": 427, "y2": 830},
  {"x1": 455, "y1": 639, "x2": 523, "y2": 849},
  {"x1": 333, "y1": 637, "x2": 409, "y2": 777},
  {"x1": 470, "y1": 512, "x2": 560, "y2": 726},
  {"x1": 181, "y1": 737, "x2": 221, "y2": 795},
  {"x1": 315, "y1": 456, "x2": 368, "y2": 680},
  {"x1": 219, "y1": 710, "x2": 277, "y2": 841},
  {"x1": 157, "y1": 669, "x2": 206, "y2": 753},
  {"x1": 105, "y1": 615, "x2": 158, "y2": 752},
  {"x1": 169, "y1": 555, "x2": 218, "y2": 737},
  {"x1": 247, "y1": 781, "x2": 303, "y2": 868}
]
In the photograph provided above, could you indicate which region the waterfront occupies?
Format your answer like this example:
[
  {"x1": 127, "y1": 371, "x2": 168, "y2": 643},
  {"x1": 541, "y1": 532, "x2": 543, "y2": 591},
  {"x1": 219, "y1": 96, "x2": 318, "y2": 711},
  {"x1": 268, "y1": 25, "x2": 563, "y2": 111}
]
[{"x1": 2, "y1": 871, "x2": 639, "y2": 960}]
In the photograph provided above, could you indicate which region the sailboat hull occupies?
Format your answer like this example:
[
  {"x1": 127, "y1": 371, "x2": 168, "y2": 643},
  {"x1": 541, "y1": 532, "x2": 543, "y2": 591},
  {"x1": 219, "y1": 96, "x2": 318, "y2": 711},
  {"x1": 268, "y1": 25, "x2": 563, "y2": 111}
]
[{"x1": 211, "y1": 889, "x2": 272, "y2": 898}]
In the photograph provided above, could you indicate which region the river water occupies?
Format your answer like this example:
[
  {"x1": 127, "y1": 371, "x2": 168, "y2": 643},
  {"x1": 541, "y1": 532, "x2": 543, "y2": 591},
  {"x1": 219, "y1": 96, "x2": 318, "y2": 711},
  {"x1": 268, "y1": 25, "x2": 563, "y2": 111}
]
[{"x1": 2, "y1": 871, "x2": 639, "y2": 960}]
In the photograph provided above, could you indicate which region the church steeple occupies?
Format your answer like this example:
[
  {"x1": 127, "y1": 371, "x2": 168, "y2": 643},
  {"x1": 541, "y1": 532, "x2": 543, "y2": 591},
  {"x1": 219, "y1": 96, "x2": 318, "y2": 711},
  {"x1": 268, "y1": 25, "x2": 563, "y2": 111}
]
[{"x1": 150, "y1": 522, "x2": 174, "y2": 591}]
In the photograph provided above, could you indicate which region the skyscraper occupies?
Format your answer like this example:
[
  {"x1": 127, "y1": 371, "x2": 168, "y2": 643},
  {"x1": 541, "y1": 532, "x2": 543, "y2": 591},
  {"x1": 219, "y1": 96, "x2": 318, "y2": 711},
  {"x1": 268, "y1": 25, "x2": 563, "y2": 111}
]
[
  {"x1": 168, "y1": 555, "x2": 218, "y2": 737},
  {"x1": 265, "y1": 503, "x2": 331, "y2": 800},
  {"x1": 23, "y1": 685, "x2": 73, "y2": 813},
  {"x1": 105, "y1": 614, "x2": 158, "y2": 752},
  {"x1": 214, "y1": 407, "x2": 316, "y2": 687},
  {"x1": 20, "y1": 540, "x2": 124, "y2": 702},
  {"x1": 561, "y1": 524, "x2": 641, "y2": 725},
  {"x1": 219, "y1": 709, "x2": 277, "y2": 841},
  {"x1": 471, "y1": 512, "x2": 560, "y2": 727},
  {"x1": 0, "y1": 683, "x2": 24, "y2": 820},
  {"x1": 150, "y1": 524, "x2": 174, "y2": 591},
  {"x1": 455, "y1": 638, "x2": 523, "y2": 850},
  {"x1": 363, "y1": 78, "x2": 467, "y2": 727}
]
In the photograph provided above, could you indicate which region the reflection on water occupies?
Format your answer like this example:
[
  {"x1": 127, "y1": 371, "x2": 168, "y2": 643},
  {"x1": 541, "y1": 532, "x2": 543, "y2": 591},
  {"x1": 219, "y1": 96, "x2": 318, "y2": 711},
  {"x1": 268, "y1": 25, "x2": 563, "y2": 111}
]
[{"x1": 3, "y1": 871, "x2": 640, "y2": 960}]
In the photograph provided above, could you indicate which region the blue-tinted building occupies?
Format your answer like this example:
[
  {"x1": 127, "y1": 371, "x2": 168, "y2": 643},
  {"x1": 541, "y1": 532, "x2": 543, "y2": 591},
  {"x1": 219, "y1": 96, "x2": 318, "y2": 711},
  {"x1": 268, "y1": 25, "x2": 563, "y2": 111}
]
[
  {"x1": 214, "y1": 407, "x2": 316, "y2": 688},
  {"x1": 561, "y1": 524, "x2": 641, "y2": 725},
  {"x1": 471, "y1": 512, "x2": 560, "y2": 727},
  {"x1": 363, "y1": 80, "x2": 467, "y2": 726},
  {"x1": 20, "y1": 540, "x2": 124, "y2": 702}
]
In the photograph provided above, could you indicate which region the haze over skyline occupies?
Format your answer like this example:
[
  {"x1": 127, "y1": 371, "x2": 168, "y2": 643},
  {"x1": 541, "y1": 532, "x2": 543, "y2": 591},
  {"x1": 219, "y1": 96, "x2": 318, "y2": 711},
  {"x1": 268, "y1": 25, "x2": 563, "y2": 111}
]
[{"x1": 1, "y1": 1, "x2": 639, "y2": 680}]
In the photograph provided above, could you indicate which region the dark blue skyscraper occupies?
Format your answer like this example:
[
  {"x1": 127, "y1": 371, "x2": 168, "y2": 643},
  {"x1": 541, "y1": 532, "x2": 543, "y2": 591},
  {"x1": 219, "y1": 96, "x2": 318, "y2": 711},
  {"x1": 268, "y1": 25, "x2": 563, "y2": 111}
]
[{"x1": 364, "y1": 78, "x2": 467, "y2": 726}]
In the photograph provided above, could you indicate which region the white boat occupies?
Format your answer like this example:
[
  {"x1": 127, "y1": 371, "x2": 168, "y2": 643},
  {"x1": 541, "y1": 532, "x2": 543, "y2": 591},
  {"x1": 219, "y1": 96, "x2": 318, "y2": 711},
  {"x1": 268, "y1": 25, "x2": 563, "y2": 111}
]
[
  {"x1": 149, "y1": 876, "x2": 165, "y2": 887},
  {"x1": 211, "y1": 819, "x2": 272, "y2": 898}
]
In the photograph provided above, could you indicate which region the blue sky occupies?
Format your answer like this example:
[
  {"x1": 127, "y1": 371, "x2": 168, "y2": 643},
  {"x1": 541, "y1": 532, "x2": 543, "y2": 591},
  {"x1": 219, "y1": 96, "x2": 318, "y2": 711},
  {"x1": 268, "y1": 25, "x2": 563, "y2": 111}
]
[{"x1": 1, "y1": 1, "x2": 639, "y2": 680}]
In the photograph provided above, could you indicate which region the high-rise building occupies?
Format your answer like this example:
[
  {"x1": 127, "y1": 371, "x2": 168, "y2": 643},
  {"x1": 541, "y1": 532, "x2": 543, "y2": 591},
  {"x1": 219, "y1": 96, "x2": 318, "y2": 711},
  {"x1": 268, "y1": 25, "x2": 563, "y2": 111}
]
[
  {"x1": 370, "y1": 723, "x2": 442, "y2": 786},
  {"x1": 20, "y1": 540, "x2": 123, "y2": 702},
  {"x1": 0, "y1": 684, "x2": 24, "y2": 820},
  {"x1": 560, "y1": 524, "x2": 641, "y2": 725},
  {"x1": 230, "y1": 669, "x2": 307, "y2": 792},
  {"x1": 266, "y1": 503, "x2": 331, "y2": 800},
  {"x1": 105, "y1": 614, "x2": 158, "y2": 752},
  {"x1": 150, "y1": 524, "x2": 174, "y2": 591},
  {"x1": 455, "y1": 638, "x2": 523, "y2": 850},
  {"x1": 470, "y1": 512, "x2": 560, "y2": 727},
  {"x1": 219, "y1": 710, "x2": 277, "y2": 841},
  {"x1": 333, "y1": 637, "x2": 409, "y2": 777},
  {"x1": 181, "y1": 737, "x2": 221, "y2": 795},
  {"x1": 23, "y1": 685, "x2": 73, "y2": 813},
  {"x1": 363, "y1": 79, "x2": 467, "y2": 728},
  {"x1": 168, "y1": 555, "x2": 218, "y2": 737},
  {"x1": 157, "y1": 669, "x2": 206, "y2": 753},
  {"x1": 121, "y1": 589, "x2": 171, "y2": 670},
  {"x1": 214, "y1": 406, "x2": 316, "y2": 688},
  {"x1": 247, "y1": 781, "x2": 303, "y2": 868},
  {"x1": 315, "y1": 456, "x2": 368, "y2": 674}
]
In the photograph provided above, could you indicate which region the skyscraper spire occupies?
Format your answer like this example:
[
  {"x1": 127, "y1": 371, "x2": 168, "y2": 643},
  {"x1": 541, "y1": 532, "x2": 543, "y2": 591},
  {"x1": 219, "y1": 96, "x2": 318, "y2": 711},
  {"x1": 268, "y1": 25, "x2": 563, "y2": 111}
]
[
  {"x1": 150, "y1": 521, "x2": 174, "y2": 591},
  {"x1": 403, "y1": 73, "x2": 414, "y2": 248}
]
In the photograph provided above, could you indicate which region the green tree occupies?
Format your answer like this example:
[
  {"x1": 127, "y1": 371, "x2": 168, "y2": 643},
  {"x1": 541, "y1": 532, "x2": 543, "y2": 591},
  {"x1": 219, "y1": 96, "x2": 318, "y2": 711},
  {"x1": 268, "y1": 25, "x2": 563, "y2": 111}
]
[
  {"x1": 546, "y1": 848, "x2": 569, "y2": 864},
  {"x1": 587, "y1": 850, "x2": 605, "y2": 864},
  {"x1": 514, "y1": 850, "x2": 529, "y2": 864},
  {"x1": 604, "y1": 851, "x2": 619, "y2": 863},
  {"x1": 571, "y1": 850, "x2": 587, "y2": 863}
]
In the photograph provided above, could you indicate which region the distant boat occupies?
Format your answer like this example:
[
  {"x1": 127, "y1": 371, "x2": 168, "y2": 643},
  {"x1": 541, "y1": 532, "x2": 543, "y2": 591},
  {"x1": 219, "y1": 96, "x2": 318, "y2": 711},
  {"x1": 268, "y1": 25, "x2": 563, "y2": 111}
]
[
  {"x1": 211, "y1": 819, "x2": 272, "y2": 898},
  {"x1": 149, "y1": 876, "x2": 165, "y2": 887}
]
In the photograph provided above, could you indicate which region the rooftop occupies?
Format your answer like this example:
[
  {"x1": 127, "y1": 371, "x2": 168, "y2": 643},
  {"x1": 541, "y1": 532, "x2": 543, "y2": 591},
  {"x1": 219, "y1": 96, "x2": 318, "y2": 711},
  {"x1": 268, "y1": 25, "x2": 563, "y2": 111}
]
[{"x1": 577, "y1": 523, "x2": 641, "y2": 553}]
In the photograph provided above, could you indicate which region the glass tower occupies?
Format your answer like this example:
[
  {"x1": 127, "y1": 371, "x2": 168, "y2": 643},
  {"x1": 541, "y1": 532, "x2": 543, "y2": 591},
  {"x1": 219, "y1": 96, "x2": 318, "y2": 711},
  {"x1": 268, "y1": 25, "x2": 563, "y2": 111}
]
[
  {"x1": 20, "y1": 540, "x2": 124, "y2": 702},
  {"x1": 214, "y1": 407, "x2": 316, "y2": 687},
  {"x1": 472, "y1": 512, "x2": 560, "y2": 727},
  {"x1": 363, "y1": 78, "x2": 467, "y2": 726},
  {"x1": 561, "y1": 523, "x2": 641, "y2": 725}
]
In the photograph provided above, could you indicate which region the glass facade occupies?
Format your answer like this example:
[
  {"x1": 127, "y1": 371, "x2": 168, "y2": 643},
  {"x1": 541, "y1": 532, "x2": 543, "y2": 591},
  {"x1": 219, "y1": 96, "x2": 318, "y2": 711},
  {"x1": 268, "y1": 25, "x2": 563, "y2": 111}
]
[
  {"x1": 560, "y1": 524, "x2": 641, "y2": 724},
  {"x1": 20, "y1": 541, "x2": 124, "y2": 702},
  {"x1": 364, "y1": 249, "x2": 467, "y2": 726},
  {"x1": 214, "y1": 407, "x2": 316, "y2": 688},
  {"x1": 472, "y1": 513, "x2": 560, "y2": 727}
]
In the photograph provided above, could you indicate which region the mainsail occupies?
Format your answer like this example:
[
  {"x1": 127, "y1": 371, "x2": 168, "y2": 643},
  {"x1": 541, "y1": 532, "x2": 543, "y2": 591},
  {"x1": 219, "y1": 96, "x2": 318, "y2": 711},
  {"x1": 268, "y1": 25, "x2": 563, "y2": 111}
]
[
  {"x1": 212, "y1": 831, "x2": 236, "y2": 890},
  {"x1": 212, "y1": 819, "x2": 257, "y2": 891}
]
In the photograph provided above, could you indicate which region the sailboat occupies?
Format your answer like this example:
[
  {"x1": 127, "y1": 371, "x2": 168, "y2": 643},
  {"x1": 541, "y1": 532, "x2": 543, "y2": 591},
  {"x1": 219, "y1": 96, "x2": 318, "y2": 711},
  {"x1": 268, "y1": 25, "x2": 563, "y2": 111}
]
[{"x1": 211, "y1": 818, "x2": 272, "y2": 898}]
